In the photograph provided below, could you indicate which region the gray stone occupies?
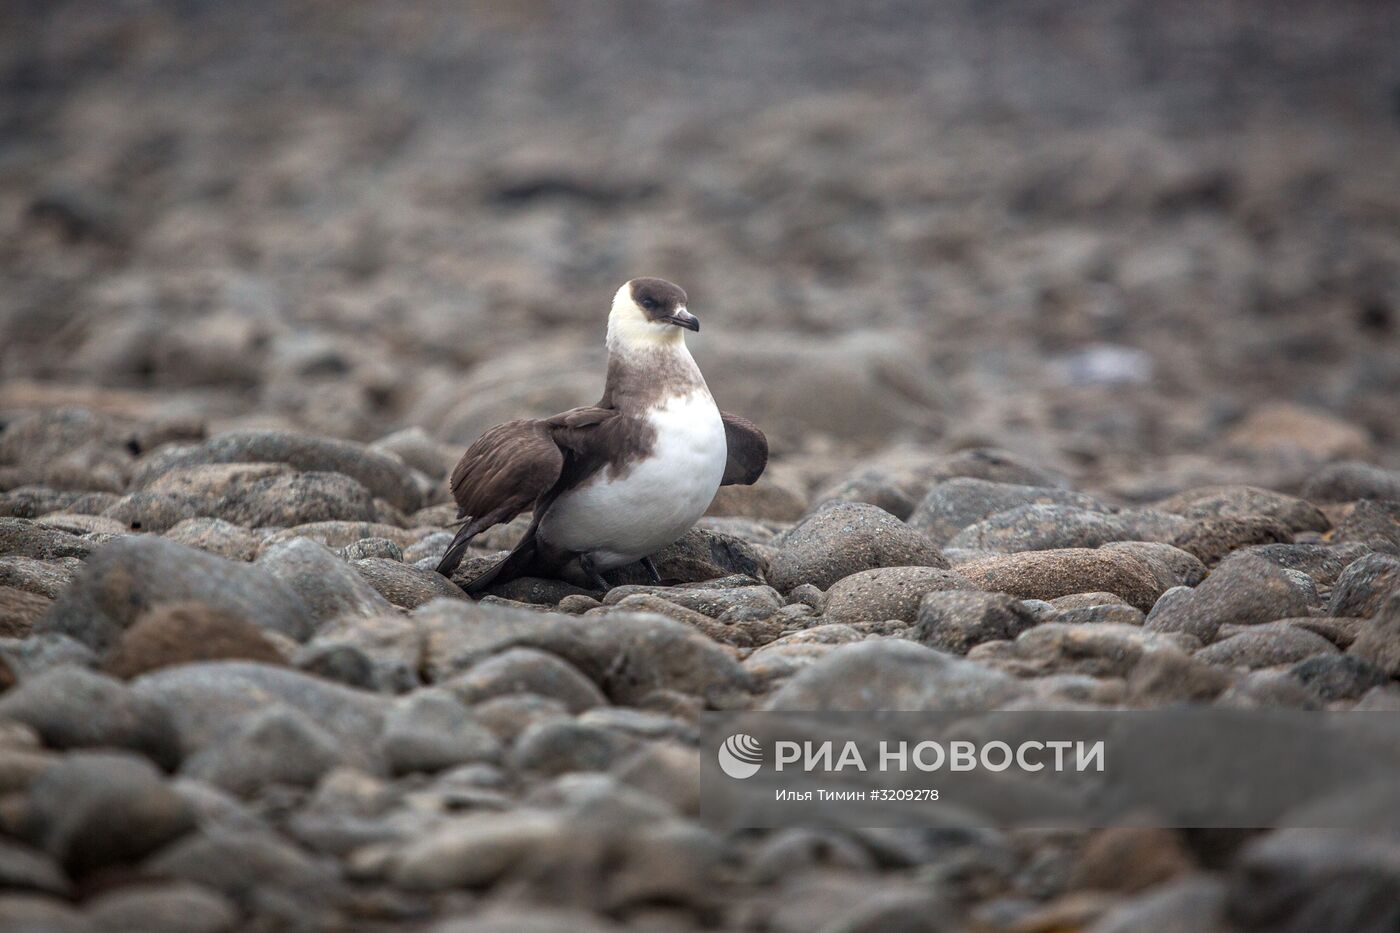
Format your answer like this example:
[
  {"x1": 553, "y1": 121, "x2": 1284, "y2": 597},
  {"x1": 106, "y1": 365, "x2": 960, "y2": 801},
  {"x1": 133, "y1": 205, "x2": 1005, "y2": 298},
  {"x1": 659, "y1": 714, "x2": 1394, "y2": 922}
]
[
  {"x1": 1290, "y1": 654, "x2": 1390, "y2": 701},
  {"x1": 102, "y1": 491, "x2": 205, "y2": 532},
  {"x1": 163, "y1": 517, "x2": 260, "y2": 561},
  {"x1": 296, "y1": 613, "x2": 423, "y2": 693},
  {"x1": 823, "y1": 566, "x2": 972, "y2": 624},
  {"x1": 379, "y1": 689, "x2": 502, "y2": 775},
  {"x1": 132, "y1": 430, "x2": 422, "y2": 512},
  {"x1": 1153, "y1": 484, "x2": 1330, "y2": 533},
  {"x1": 0, "y1": 840, "x2": 68, "y2": 896},
  {"x1": 912, "y1": 590, "x2": 1041, "y2": 654},
  {"x1": 0, "y1": 667, "x2": 180, "y2": 769},
  {"x1": 1328, "y1": 553, "x2": 1400, "y2": 618},
  {"x1": 37, "y1": 536, "x2": 313, "y2": 651},
  {"x1": 1195, "y1": 627, "x2": 1338, "y2": 669},
  {"x1": 1088, "y1": 877, "x2": 1228, "y2": 933},
  {"x1": 1146, "y1": 555, "x2": 1313, "y2": 643},
  {"x1": 0, "y1": 633, "x2": 96, "y2": 682},
  {"x1": 1170, "y1": 516, "x2": 1294, "y2": 565},
  {"x1": 0, "y1": 518, "x2": 91, "y2": 560},
  {"x1": 85, "y1": 882, "x2": 239, "y2": 933},
  {"x1": 352, "y1": 557, "x2": 465, "y2": 609},
  {"x1": 1101, "y1": 541, "x2": 1207, "y2": 588},
  {"x1": 1228, "y1": 829, "x2": 1400, "y2": 933},
  {"x1": 445, "y1": 648, "x2": 607, "y2": 713},
  {"x1": 216, "y1": 471, "x2": 380, "y2": 528},
  {"x1": 1349, "y1": 594, "x2": 1400, "y2": 677},
  {"x1": 908, "y1": 478, "x2": 1104, "y2": 544},
  {"x1": 764, "y1": 640, "x2": 1025, "y2": 711},
  {"x1": 339, "y1": 537, "x2": 403, "y2": 562},
  {"x1": 949, "y1": 504, "x2": 1132, "y2": 552},
  {"x1": 957, "y1": 548, "x2": 1165, "y2": 611},
  {"x1": 390, "y1": 809, "x2": 570, "y2": 890},
  {"x1": 604, "y1": 584, "x2": 782, "y2": 620},
  {"x1": 972, "y1": 624, "x2": 1199, "y2": 679},
  {"x1": 1332, "y1": 500, "x2": 1400, "y2": 556},
  {"x1": 0, "y1": 557, "x2": 81, "y2": 600},
  {"x1": 131, "y1": 662, "x2": 388, "y2": 770},
  {"x1": 1233, "y1": 542, "x2": 1369, "y2": 587},
  {"x1": 414, "y1": 600, "x2": 752, "y2": 708},
  {"x1": 1302, "y1": 461, "x2": 1400, "y2": 504},
  {"x1": 182, "y1": 705, "x2": 344, "y2": 797},
  {"x1": 144, "y1": 828, "x2": 345, "y2": 914},
  {"x1": 768, "y1": 502, "x2": 946, "y2": 592},
  {"x1": 22, "y1": 752, "x2": 194, "y2": 875},
  {"x1": 512, "y1": 720, "x2": 624, "y2": 776},
  {"x1": 256, "y1": 537, "x2": 392, "y2": 625}
]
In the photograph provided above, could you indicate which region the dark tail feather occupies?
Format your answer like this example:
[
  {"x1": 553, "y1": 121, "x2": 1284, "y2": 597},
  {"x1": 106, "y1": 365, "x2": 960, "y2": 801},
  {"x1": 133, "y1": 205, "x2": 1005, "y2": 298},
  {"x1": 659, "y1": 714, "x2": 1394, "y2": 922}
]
[
  {"x1": 435, "y1": 518, "x2": 490, "y2": 578},
  {"x1": 463, "y1": 535, "x2": 538, "y2": 596}
]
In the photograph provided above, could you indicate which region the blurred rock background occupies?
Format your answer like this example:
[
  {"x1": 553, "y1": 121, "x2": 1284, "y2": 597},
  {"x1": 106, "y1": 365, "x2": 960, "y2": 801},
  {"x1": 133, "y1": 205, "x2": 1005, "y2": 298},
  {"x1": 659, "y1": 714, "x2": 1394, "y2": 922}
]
[{"x1": 2, "y1": 0, "x2": 1397, "y2": 498}]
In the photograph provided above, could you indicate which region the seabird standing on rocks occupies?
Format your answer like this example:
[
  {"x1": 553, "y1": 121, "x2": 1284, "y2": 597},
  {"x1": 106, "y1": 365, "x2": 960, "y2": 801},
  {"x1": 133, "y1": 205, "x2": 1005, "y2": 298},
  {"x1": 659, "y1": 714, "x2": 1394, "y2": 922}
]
[{"x1": 435, "y1": 277, "x2": 768, "y2": 594}]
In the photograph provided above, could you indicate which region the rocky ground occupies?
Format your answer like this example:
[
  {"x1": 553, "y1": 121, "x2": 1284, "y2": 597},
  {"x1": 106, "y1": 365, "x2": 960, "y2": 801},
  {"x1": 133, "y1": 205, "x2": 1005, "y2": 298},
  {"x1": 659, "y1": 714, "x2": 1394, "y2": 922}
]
[{"x1": 3, "y1": 1, "x2": 1400, "y2": 931}]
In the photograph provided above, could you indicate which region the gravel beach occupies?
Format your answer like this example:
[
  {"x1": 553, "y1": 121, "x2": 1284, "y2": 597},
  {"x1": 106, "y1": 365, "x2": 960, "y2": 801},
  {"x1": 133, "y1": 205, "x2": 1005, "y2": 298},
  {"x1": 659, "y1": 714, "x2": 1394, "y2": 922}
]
[{"x1": 2, "y1": 2, "x2": 1399, "y2": 930}]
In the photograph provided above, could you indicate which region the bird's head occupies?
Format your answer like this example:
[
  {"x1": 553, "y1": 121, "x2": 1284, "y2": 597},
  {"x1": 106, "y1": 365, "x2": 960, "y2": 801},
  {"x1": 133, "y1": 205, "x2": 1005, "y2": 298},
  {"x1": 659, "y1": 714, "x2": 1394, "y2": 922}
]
[{"x1": 607, "y1": 277, "x2": 697, "y2": 351}]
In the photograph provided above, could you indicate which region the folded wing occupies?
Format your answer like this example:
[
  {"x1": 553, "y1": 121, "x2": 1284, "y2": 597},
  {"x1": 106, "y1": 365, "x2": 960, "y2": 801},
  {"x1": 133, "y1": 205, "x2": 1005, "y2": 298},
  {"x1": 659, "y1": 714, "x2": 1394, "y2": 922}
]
[
  {"x1": 720, "y1": 411, "x2": 768, "y2": 486},
  {"x1": 436, "y1": 410, "x2": 615, "y2": 578}
]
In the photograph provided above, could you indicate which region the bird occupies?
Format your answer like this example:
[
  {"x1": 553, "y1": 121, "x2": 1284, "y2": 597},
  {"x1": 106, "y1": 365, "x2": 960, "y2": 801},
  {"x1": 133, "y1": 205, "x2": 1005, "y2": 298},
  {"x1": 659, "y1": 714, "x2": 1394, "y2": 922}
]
[{"x1": 435, "y1": 277, "x2": 768, "y2": 595}]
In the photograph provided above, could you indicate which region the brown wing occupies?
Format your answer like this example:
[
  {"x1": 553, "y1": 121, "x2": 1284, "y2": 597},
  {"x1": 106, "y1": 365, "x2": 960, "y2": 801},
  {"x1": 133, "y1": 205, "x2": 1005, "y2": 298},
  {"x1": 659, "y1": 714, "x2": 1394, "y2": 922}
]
[
  {"x1": 449, "y1": 419, "x2": 565, "y2": 521},
  {"x1": 720, "y1": 411, "x2": 768, "y2": 486},
  {"x1": 438, "y1": 409, "x2": 618, "y2": 578}
]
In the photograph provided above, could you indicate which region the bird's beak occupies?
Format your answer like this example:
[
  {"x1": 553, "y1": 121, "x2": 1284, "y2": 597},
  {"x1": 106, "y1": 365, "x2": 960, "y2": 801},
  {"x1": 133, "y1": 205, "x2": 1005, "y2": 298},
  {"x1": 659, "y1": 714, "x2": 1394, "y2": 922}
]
[{"x1": 667, "y1": 307, "x2": 699, "y2": 332}]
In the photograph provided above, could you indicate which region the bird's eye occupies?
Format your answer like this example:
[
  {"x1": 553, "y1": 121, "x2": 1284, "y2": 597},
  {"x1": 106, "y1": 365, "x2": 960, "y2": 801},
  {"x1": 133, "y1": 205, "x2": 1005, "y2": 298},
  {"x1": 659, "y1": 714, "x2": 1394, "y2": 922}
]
[{"x1": 640, "y1": 298, "x2": 657, "y2": 310}]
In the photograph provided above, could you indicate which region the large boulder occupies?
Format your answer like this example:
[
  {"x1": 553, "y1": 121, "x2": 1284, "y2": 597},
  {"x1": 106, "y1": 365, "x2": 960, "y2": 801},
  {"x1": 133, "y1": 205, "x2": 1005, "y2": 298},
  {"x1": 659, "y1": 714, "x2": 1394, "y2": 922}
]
[{"x1": 36, "y1": 537, "x2": 313, "y2": 652}]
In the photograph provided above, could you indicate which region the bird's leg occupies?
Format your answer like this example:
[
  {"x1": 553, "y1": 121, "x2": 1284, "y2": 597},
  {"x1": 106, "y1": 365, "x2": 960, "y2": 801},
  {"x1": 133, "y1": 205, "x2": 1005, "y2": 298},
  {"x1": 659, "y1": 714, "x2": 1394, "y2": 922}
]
[
  {"x1": 579, "y1": 553, "x2": 611, "y2": 593},
  {"x1": 640, "y1": 556, "x2": 663, "y2": 585}
]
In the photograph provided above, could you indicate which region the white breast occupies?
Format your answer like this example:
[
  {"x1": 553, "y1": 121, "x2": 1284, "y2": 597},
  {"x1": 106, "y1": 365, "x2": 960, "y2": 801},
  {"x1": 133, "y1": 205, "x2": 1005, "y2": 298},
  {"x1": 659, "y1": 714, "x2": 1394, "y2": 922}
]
[{"x1": 539, "y1": 390, "x2": 727, "y2": 570}]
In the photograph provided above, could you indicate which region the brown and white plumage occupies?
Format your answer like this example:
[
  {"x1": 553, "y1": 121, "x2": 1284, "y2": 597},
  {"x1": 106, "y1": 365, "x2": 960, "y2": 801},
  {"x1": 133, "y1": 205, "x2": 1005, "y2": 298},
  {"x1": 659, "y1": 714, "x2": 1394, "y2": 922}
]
[{"x1": 436, "y1": 278, "x2": 767, "y2": 595}]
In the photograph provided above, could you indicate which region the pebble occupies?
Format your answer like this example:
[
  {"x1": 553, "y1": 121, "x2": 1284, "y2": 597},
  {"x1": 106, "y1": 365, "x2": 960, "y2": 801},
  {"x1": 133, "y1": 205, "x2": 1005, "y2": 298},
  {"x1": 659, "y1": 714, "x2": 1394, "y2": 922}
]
[
  {"x1": 0, "y1": 587, "x2": 50, "y2": 638},
  {"x1": 822, "y1": 566, "x2": 971, "y2": 624},
  {"x1": 1289, "y1": 654, "x2": 1390, "y2": 701},
  {"x1": 83, "y1": 882, "x2": 240, "y2": 933},
  {"x1": 132, "y1": 429, "x2": 423, "y2": 512},
  {"x1": 0, "y1": 556, "x2": 81, "y2": 600},
  {"x1": 763, "y1": 640, "x2": 1025, "y2": 711},
  {"x1": 1145, "y1": 554, "x2": 1313, "y2": 643},
  {"x1": 1169, "y1": 515, "x2": 1293, "y2": 565},
  {"x1": 132, "y1": 661, "x2": 388, "y2": 769},
  {"x1": 22, "y1": 751, "x2": 195, "y2": 875},
  {"x1": 0, "y1": 519, "x2": 91, "y2": 561},
  {"x1": 1327, "y1": 553, "x2": 1400, "y2": 618},
  {"x1": 907, "y1": 478, "x2": 1105, "y2": 545},
  {"x1": 1152, "y1": 484, "x2": 1329, "y2": 533},
  {"x1": 971, "y1": 624, "x2": 1199, "y2": 679},
  {"x1": 1348, "y1": 593, "x2": 1400, "y2": 677},
  {"x1": 163, "y1": 517, "x2": 261, "y2": 561},
  {"x1": 1227, "y1": 830, "x2": 1400, "y2": 933},
  {"x1": 184, "y1": 705, "x2": 344, "y2": 797},
  {"x1": 0, "y1": 666, "x2": 181, "y2": 769},
  {"x1": 257, "y1": 537, "x2": 393, "y2": 625},
  {"x1": 38, "y1": 536, "x2": 313, "y2": 651},
  {"x1": 767, "y1": 502, "x2": 947, "y2": 592},
  {"x1": 949, "y1": 504, "x2": 1132, "y2": 552},
  {"x1": 378, "y1": 689, "x2": 502, "y2": 775},
  {"x1": 102, "y1": 601, "x2": 287, "y2": 679},
  {"x1": 413, "y1": 600, "x2": 752, "y2": 708},
  {"x1": 1331, "y1": 499, "x2": 1400, "y2": 556},
  {"x1": 353, "y1": 556, "x2": 466, "y2": 609},
  {"x1": 956, "y1": 548, "x2": 1165, "y2": 610},
  {"x1": 1194, "y1": 626, "x2": 1338, "y2": 669},
  {"x1": 911, "y1": 590, "x2": 1040, "y2": 654},
  {"x1": 1300, "y1": 461, "x2": 1400, "y2": 504}
]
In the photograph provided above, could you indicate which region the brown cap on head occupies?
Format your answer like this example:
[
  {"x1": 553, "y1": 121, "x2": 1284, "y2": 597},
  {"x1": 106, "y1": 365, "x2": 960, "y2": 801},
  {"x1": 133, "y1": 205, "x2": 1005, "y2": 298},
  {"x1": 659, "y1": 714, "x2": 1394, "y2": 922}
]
[{"x1": 629, "y1": 278, "x2": 697, "y2": 330}]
